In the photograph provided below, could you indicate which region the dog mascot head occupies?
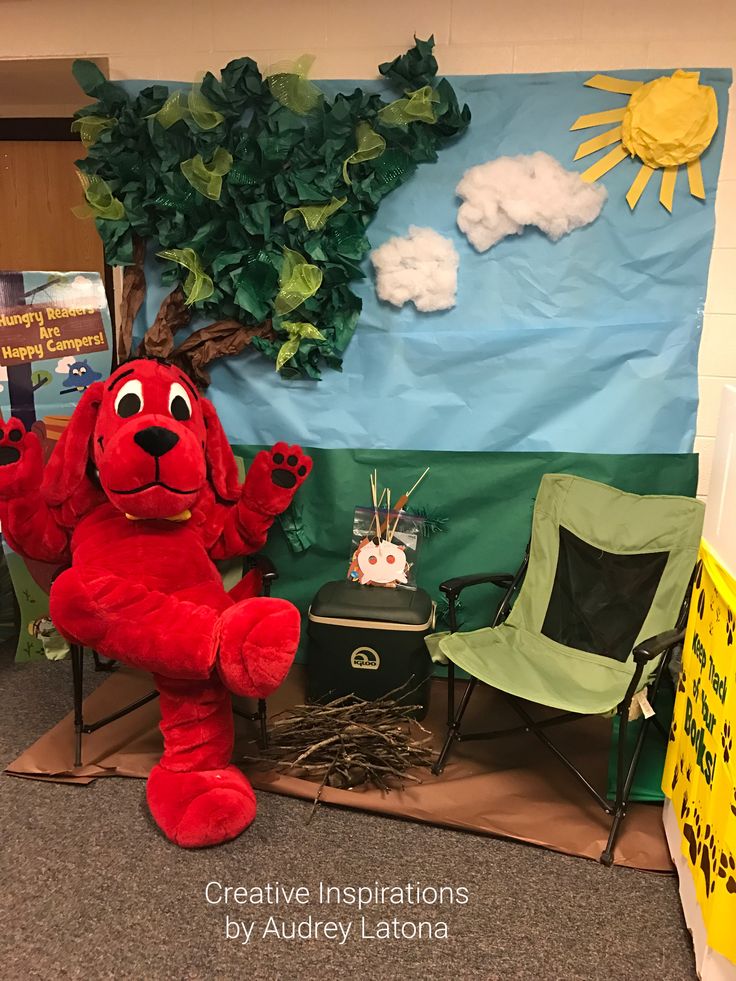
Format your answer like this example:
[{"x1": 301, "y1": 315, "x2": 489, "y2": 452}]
[{"x1": 43, "y1": 358, "x2": 240, "y2": 521}]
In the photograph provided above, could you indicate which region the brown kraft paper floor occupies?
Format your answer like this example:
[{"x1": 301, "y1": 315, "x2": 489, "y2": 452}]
[{"x1": 5, "y1": 663, "x2": 672, "y2": 871}]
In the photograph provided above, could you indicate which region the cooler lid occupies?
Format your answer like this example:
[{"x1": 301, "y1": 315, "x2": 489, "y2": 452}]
[{"x1": 310, "y1": 580, "x2": 434, "y2": 627}]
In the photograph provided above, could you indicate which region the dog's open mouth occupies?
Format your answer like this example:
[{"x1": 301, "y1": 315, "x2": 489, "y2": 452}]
[{"x1": 109, "y1": 480, "x2": 201, "y2": 496}]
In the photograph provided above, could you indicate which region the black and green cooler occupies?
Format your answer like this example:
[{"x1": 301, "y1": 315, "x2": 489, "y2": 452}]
[{"x1": 306, "y1": 581, "x2": 436, "y2": 719}]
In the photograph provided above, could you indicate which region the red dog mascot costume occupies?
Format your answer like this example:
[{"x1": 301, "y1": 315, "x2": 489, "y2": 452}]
[{"x1": 0, "y1": 357, "x2": 311, "y2": 848}]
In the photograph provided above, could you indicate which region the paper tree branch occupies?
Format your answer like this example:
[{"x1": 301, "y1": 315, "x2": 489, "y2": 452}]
[
  {"x1": 169, "y1": 319, "x2": 277, "y2": 389},
  {"x1": 117, "y1": 235, "x2": 146, "y2": 361}
]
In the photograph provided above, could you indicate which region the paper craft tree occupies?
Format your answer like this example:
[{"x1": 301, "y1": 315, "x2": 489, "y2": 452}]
[{"x1": 72, "y1": 39, "x2": 470, "y2": 384}]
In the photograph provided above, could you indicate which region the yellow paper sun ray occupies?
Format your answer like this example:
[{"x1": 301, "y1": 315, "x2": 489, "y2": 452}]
[
  {"x1": 584, "y1": 74, "x2": 643, "y2": 95},
  {"x1": 687, "y1": 159, "x2": 706, "y2": 200},
  {"x1": 570, "y1": 107, "x2": 627, "y2": 131},
  {"x1": 659, "y1": 166, "x2": 678, "y2": 213},
  {"x1": 570, "y1": 69, "x2": 719, "y2": 215},
  {"x1": 580, "y1": 144, "x2": 628, "y2": 184},
  {"x1": 574, "y1": 125, "x2": 623, "y2": 161},
  {"x1": 626, "y1": 164, "x2": 655, "y2": 210}
]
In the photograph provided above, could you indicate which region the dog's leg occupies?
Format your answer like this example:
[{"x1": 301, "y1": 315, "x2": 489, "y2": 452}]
[
  {"x1": 215, "y1": 597, "x2": 301, "y2": 698},
  {"x1": 50, "y1": 567, "x2": 221, "y2": 679},
  {"x1": 146, "y1": 674, "x2": 256, "y2": 848}
]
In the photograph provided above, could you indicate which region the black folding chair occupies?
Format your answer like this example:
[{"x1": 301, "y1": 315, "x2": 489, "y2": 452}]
[{"x1": 69, "y1": 554, "x2": 277, "y2": 767}]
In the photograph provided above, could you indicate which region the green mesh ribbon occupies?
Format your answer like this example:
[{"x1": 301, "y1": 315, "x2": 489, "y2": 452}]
[
  {"x1": 274, "y1": 247, "x2": 322, "y2": 315},
  {"x1": 372, "y1": 147, "x2": 415, "y2": 186},
  {"x1": 265, "y1": 54, "x2": 323, "y2": 115},
  {"x1": 284, "y1": 196, "x2": 347, "y2": 230},
  {"x1": 342, "y1": 121, "x2": 386, "y2": 184},
  {"x1": 276, "y1": 321, "x2": 325, "y2": 371},
  {"x1": 72, "y1": 173, "x2": 125, "y2": 220},
  {"x1": 229, "y1": 162, "x2": 262, "y2": 187},
  {"x1": 157, "y1": 247, "x2": 213, "y2": 304},
  {"x1": 153, "y1": 186, "x2": 197, "y2": 210},
  {"x1": 152, "y1": 85, "x2": 224, "y2": 130},
  {"x1": 180, "y1": 147, "x2": 233, "y2": 200},
  {"x1": 71, "y1": 114, "x2": 116, "y2": 147},
  {"x1": 377, "y1": 85, "x2": 439, "y2": 126}
]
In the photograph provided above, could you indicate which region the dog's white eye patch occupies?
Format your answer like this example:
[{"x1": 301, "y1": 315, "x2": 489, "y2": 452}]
[
  {"x1": 168, "y1": 382, "x2": 192, "y2": 422},
  {"x1": 114, "y1": 379, "x2": 144, "y2": 418}
]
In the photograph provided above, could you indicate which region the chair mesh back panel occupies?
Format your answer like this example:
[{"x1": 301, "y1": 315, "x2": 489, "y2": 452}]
[{"x1": 541, "y1": 526, "x2": 669, "y2": 662}]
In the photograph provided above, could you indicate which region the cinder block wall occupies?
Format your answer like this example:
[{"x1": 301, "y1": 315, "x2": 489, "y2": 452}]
[{"x1": 2, "y1": 0, "x2": 734, "y2": 498}]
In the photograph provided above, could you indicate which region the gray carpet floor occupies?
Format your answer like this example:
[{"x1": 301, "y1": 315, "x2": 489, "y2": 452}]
[{"x1": 0, "y1": 650, "x2": 697, "y2": 981}]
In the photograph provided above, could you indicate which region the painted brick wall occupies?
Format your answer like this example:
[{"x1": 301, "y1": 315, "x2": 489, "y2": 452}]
[{"x1": 1, "y1": 0, "x2": 734, "y2": 497}]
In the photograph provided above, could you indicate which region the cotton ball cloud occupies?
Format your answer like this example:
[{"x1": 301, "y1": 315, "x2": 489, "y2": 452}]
[
  {"x1": 371, "y1": 226, "x2": 459, "y2": 313},
  {"x1": 456, "y1": 151, "x2": 607, "y2": 252}
]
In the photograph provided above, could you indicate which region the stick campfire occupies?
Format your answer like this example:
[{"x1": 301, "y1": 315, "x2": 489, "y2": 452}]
[{"x1": 242, "y1": 686, "x2": 435, "y2": 819}]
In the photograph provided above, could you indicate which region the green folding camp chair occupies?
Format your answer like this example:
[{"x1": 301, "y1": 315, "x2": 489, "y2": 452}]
[{"x1": 430, "y1": 473, "x2": 704, "y2": 865}]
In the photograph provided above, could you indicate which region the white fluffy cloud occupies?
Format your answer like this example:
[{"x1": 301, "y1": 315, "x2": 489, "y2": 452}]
[
  {"x1": 456, "y1": 151, "x2": 607, "y2": 252},
  {"x1": 370, "y1": 226, "x2": 459, "y2": 312}
]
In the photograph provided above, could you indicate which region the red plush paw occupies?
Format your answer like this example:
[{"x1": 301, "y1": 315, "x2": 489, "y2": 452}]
[
  {"x1": 146, "y1": 763, "x2": 256, "y2": 848},
  {"x1": 243, "y1": 442, "x2": 312, "y2": 515},
  {"x1": 0, "y1": 418, "x2": 43, "y2": 497},
  {"x1": 269, "y1": 442, "x2": 311, "y2": 490},
  {"x1": 216, "y1": 596, "x2": 300, "y2": 698}
]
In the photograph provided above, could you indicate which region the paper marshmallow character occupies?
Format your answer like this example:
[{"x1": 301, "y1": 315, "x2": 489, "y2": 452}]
[{"x1": 357, "y1": 539, "x2": 408, "y2": 586}]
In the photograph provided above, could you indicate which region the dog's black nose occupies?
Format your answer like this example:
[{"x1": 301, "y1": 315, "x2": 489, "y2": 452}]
[{"x1": 134, "y1": 426, "x2": 179, "y2": 458}]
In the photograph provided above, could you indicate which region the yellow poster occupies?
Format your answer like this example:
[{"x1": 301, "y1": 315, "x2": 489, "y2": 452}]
[{"x1": 663, "y1": 540, "x2": 736, "y2": 963}]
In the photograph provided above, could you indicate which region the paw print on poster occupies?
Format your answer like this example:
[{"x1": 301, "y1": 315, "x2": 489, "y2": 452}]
[
  {"x1": 672, "y1": 758, "x2": 685, "y2": 792},
  {"x1": 723, "y1": 721, "x2": 733, "y2": 765},
  {"x1": 682, "y1": 802, "x2": 736, "y2": 899},
  {"x1": 682, "y1": 805, "x2": 715, "y2": 896},
  {"x1": 682, "y1": 800, "x2": 700, "y2": 865},
  {"x1": 717, "y1": 849, "x2": 736, "y2": 896},
  {"x1": 727, "y1": 609, "x2": 734, "y2": 646},
  {"x1": 700, "y1": 826, "x2": 718, "y2": 897},
  {"x1": 697, "y1": 589, "x2": 706, "y2": 619}
]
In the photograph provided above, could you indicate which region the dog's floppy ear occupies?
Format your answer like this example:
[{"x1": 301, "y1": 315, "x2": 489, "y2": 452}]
[
  {"x1": 43, "y1": 381, "x2": 103, "y2": 508},
  {"x1": 201, "y1": 397, "x2": 240, "y2": 503}
]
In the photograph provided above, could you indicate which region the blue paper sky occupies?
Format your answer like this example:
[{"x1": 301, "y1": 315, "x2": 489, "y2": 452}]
[{"x1": 133, "y1": 67, "x2": 731, "y2": 454}]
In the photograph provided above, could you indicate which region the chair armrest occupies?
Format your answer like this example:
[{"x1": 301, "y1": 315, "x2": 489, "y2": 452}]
[
  {"x1": 633, "y1": 628, "x2": 685, "y2": 664},
  {"x1": 440, "y1": 573, "x2": 515, "y2": 601},
  {"x1": 247, "y1": 553, "x2": 278, "y2": 585}
]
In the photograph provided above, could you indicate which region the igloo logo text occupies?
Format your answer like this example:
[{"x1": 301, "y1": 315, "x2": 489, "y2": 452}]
[{"x1": 350, "y1": 647, "x2": 380, "y2": 670}]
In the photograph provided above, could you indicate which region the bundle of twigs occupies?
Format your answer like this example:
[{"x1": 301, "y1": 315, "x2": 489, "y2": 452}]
[{"x1": 243, "y1": 686, "x2": 435, "y2": 819}]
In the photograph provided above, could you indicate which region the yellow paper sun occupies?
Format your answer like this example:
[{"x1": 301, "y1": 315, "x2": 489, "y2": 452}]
[{"x1": 571, "y1": 70, "x2": 718, "y2": 213}]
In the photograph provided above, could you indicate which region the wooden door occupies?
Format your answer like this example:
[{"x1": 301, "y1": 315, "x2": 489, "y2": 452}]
[{"x1": 0, "y1": 140, "x2": 105, "y2": 276}]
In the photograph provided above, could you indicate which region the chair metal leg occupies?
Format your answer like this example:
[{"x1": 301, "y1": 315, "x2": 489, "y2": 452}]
[
  {"x1": 600, "y1": 651, "x2": 672, "y2": 865},
  {"x1": 433, "y1": 676, "x2": 477, "y2": 775},
  {"x1": 258, "y1": 699, "x2": 268, "y2": 749},
  {"x1": 446, "y1": 660, "x2": 455, "y2": 727},
  {"x1": 71, "y1": 644, "x2": 84, "y2": 768},
  {"x1": 505, "y1": 694, "x2": 613, "y2": 812}
]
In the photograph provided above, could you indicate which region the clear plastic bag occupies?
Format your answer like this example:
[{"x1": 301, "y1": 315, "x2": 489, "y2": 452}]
[{"x1": 347, "y1": 507, "x2": 425, "y2": 589}]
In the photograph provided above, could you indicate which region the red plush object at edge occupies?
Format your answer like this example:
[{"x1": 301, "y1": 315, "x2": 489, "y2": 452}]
[{"x1": 0, "y1": 358, "x2": 311, "y2": 848}]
